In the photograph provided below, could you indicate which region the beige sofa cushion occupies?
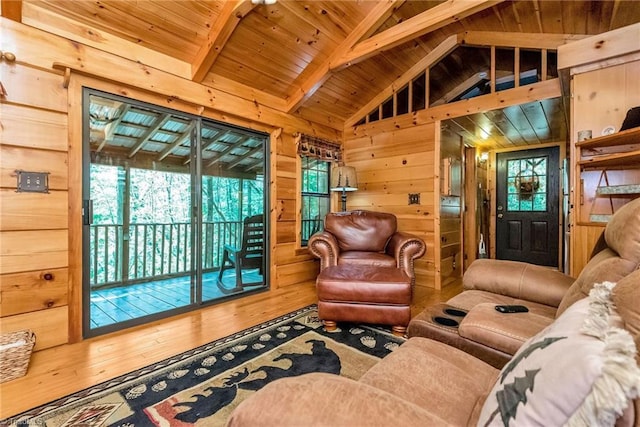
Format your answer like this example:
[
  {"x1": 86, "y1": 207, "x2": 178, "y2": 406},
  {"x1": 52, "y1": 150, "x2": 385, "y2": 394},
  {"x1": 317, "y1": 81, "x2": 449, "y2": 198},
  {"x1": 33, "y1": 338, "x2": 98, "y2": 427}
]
[
  {"x1": 457, "y1": 303, "x2": 554, "y2": 355},
  {"x1": 612, "y1": 269, "x2": 640, "y2": 345},
  {"x1": 359, "y1": 337, "x2": 498, "y2": 426},
  {"x1": 479, "y1": 282, "x2": 640, "y2": 426},
  {"x1": 557, "y1": 198, "x2": 640, "y2": 316}
]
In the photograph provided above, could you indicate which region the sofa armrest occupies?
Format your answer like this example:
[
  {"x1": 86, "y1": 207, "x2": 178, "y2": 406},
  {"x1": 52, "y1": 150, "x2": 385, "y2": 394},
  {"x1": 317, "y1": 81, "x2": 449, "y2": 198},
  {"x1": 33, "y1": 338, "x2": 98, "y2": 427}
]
[
  {"x1": 458, "y1": 303, "x2": 555, "y2": 355},
  {"x1": 227, "y1": 373, "x2": 448, "y2": 427},
  {"x1": 386, "y1": 231, "x2": 426, "y2": 284},
  {"x1": 308, "y1": 231, "x2": 339, "y2": 270},
  {"x1": 463, "y1": 259, "x2": 575, "y2": 308}
]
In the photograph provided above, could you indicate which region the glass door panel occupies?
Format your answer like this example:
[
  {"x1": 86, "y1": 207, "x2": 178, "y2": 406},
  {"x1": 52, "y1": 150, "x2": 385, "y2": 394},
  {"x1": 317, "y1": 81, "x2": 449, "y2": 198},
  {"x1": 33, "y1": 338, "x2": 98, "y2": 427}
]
[
  {"x1": 83, "y1": 90, "x2": 269, "y2": 337},
  {"x1": 200, "y1": 121, "x2": 267, "y2": 299},
  {"x1": 84, "y1": 91, "x2": 196, "y2": 336}
]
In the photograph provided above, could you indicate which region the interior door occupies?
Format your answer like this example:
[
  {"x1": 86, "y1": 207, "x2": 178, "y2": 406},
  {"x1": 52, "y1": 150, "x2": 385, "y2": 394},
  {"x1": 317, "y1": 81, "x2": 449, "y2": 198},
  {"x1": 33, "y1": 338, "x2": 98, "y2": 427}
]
[{"x1": 496, "y1": 147, "x2": 560, "y2": 267}]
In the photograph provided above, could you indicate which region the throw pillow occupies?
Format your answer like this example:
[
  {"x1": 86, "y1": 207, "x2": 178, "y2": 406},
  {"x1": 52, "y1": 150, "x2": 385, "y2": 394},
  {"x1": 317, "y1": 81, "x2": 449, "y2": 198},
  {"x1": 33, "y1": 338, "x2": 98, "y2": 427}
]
[{"x1": 478, "y1": 281, "x2": 640, "y2": 427}]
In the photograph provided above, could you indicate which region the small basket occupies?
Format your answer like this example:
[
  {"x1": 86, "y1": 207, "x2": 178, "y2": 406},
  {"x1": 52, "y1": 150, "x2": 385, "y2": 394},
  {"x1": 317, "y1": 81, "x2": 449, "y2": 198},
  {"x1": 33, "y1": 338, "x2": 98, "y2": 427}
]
[{"x1": 0, "y1": 330, "x2": 36, "y2": 383}]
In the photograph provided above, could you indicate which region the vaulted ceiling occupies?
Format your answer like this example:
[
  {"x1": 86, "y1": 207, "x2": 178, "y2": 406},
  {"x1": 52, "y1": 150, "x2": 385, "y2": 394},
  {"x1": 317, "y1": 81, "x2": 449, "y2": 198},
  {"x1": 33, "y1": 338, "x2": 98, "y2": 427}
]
[{"x1": 3, "y1": 1, "x2": 640, "y2": 132}]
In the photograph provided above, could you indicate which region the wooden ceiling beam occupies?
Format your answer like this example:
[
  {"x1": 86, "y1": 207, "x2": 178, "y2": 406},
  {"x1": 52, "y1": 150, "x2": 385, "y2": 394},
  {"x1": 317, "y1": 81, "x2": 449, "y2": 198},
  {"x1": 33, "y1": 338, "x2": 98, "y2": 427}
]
[
  {"x1": 333, "y1": 0, "x2": 504, "y2": 71},
  {"x1": 557, "y1": 22, "x2": 640, "y2": 70},
  {"x1": 21, "y1": 2, "x2": 191, "y2": 79},
  {"x1": 532, "y1": 0, "x2": 544, "y2": 34},
  {"x1": 191, "y1": 1, "x2": 257, "y2": 82},
  {"x1": 345, "y1": 26, "x2": 589, "y2": 128},
  {"x1": 345, "y1": 34, "x2": 458, "y2": 127},
  {"x1": 1, "y1": 0, "x2": 21, "y2": 21},
  {"x1": 285, "y1": 0, "x2": 405, "y2": 113},
  {"x1": 460, "y1": 31, "x2": 589, "y2": 50}
]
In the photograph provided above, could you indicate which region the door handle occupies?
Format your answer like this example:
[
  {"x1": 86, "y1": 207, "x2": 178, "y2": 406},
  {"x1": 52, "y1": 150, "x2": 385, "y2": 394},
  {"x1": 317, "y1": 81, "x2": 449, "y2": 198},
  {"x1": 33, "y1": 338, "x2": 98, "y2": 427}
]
[
  {"x1": 83, "y1": 199, "x2": 93, "y2": 225},
  {"x1": 497, "y1": 213, "x2": 504, "y2": 219}
]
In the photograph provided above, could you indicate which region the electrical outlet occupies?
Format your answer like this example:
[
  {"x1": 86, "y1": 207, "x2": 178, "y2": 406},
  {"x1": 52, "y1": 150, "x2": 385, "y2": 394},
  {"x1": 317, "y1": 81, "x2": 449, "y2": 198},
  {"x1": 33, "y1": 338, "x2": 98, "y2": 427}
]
[{"x1": 408, "y1": 193, "x2": 420, "y2": 205}]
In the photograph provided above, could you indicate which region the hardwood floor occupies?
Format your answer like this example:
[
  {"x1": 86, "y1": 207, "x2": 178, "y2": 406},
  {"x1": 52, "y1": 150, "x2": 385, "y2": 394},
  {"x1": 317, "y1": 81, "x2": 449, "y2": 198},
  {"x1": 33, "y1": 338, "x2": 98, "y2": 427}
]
[{"x1": 0, "y1": 279, "x2": 462, "y2": 419}]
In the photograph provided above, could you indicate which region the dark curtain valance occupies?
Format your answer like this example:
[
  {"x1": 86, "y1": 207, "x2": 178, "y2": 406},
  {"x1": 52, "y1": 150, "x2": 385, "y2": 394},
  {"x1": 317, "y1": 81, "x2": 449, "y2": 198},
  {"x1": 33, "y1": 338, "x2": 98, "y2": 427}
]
[{"x1": 296, "y1": 134, "x2": 342, "y2": 163}]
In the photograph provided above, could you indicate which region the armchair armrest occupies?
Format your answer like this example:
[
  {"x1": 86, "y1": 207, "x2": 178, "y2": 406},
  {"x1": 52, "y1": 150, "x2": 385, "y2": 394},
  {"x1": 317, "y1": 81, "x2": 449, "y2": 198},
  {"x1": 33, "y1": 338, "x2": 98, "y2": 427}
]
[
  {"x1": 463, "y1": 259, "x2": 575, "y2": 308},
  {"x1": 227, "y1": 373, "x2": 444, "y2": 427},
  {"x1": 308, "y1": 231, "x2": 339, "y2": 270},
  {"x1": 386, "y1": 231, "x2": 426, "y2": 285}
]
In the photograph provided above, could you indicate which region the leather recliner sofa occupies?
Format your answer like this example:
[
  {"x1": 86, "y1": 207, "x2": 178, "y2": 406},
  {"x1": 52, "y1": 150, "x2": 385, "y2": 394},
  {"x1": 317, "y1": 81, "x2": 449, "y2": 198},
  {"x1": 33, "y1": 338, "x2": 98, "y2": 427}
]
[
  {"x1": 407, "y1": 196, "x2": 640, "y2": 368},
  {"x1": 308, "y1": 210, "x2": 426, "y2": 286},
  {"x1": 227, "y1": 268, "x2": 640, "y2": 426},
  {"x1": 227, "y1": 199, "x2": 640, "y2": 426}
]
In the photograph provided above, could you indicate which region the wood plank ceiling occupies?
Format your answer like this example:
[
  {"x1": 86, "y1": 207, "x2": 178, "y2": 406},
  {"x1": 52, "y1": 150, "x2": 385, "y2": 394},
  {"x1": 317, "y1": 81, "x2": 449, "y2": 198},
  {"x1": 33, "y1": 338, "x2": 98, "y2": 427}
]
[{"x1": 6, "y1": 1, "x2": 640, "y2": 150}]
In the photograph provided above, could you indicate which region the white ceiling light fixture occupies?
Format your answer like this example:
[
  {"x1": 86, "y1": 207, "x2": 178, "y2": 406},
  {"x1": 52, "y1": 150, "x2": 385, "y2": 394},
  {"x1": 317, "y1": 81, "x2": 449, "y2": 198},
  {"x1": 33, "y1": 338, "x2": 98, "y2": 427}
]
[{"x1": 251, "y1": 0, "x2": 277, "y2": 4}]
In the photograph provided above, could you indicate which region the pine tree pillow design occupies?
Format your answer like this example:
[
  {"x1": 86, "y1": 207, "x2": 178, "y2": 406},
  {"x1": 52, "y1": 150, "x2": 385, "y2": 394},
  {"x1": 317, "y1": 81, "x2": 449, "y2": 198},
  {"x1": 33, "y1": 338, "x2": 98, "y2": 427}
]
[{"x1": 478, "y1": 282, "x2": 640, "y2": 427}]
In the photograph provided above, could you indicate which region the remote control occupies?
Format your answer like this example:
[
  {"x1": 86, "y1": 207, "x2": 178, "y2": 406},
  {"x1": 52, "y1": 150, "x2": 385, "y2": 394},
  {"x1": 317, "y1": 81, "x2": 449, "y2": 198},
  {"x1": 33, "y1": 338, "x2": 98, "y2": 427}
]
[{"x1": 495, "y1": 305, "x2": 529, "y2": 313}]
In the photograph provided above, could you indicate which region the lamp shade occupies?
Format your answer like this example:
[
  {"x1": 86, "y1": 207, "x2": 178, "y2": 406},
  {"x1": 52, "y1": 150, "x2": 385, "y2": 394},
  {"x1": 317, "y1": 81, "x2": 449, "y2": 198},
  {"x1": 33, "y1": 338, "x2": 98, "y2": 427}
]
[{"x1": 331, "y1": 166, "x2": 358, "y2": 192}]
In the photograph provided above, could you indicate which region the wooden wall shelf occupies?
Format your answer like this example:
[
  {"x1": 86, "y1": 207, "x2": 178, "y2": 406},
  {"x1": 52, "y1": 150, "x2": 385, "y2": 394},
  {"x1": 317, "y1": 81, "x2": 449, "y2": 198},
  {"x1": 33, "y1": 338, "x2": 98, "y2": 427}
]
[
  {"x1": 576, "y1": 127, "x2": 640, "y2": 150},
  {"x1": 596, "y1": 183, "x2": 640, "y2": 196},
  {"x1": 578, "y1": 150, "x2": 640, "y2": 168},
  {"x1": 578, "y1": 127, "x2": 640, "y2": 224}
]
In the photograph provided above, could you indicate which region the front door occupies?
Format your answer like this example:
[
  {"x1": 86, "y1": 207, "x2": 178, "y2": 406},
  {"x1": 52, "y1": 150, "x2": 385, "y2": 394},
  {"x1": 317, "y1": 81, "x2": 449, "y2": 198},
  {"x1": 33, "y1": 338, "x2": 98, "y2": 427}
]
[{"x1": 496, "y1": 147, "x2": 560, "y2": 267}]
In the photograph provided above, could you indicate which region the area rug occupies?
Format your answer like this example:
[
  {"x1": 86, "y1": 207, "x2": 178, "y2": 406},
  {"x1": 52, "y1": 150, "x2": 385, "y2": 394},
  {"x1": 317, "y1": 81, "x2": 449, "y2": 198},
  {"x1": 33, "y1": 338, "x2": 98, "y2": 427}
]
[{"x1": 8, "y1": 305, "x2": 404, "y2": 426}]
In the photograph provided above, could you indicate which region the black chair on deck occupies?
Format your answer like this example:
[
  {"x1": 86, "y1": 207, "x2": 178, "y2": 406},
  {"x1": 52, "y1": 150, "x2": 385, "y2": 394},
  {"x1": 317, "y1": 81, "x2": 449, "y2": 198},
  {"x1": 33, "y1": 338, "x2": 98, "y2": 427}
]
[{"x1": 217, "y1": 214, "x2": 264, "y2": 292}]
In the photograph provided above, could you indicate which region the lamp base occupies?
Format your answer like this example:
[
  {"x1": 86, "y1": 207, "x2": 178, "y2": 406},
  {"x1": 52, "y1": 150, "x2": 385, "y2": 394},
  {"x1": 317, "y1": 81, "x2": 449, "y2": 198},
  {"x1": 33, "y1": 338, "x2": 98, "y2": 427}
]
[{"x1": 341, "y1": 189, "x2": 347, "y2": 212}]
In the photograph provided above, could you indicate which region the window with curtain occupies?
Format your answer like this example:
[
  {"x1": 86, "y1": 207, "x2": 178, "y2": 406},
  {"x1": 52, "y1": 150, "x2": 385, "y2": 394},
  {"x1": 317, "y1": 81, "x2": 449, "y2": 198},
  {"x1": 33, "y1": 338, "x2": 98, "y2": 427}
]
[
  {"x1": 301, "y1": 157, "x2": 330, "y2": 246},
  {"x1": 297, "y1": 134, "x2": 341, "y2": 246}
]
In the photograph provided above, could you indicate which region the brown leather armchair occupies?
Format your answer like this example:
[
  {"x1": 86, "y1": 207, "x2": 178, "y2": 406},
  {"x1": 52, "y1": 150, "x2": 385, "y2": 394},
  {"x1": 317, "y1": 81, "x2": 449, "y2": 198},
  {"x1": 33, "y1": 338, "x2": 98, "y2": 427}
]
[{"x1": 308, "y1": 210, "x2": 426, "y2": 286}]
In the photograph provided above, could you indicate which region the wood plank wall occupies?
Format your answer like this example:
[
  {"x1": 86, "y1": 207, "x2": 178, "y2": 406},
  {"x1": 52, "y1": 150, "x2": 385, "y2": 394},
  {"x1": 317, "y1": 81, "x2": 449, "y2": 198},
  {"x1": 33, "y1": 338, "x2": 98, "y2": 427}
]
[
  {"x1": 0, "y1": 61, "x2": 70, "y2": 350},
  {"x1": 439, "y1": 130, "x2": 463, "y2": 288},
  {"x1": 0, "y1": 19, "x2": 327, "y2": 350},
  {"x1": 343, "y1": 123, "x2": 438, "y2": 288},
  {"x1": 273, "y1": 132, "x2": 319, "y2": 287}
]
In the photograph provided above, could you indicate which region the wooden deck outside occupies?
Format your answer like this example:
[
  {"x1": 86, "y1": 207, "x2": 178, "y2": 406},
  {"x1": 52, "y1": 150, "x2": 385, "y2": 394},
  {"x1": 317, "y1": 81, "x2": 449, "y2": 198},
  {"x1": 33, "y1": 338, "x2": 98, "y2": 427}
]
[{"x1": 90, "y1": 270, "x2": 264, "y2": 328}]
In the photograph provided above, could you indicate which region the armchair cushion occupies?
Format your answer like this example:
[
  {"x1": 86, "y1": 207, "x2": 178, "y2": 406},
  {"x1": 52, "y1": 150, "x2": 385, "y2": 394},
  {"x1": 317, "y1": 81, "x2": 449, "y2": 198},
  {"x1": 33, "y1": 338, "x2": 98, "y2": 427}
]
[
  {"x1": 338, "y1": 251, "x2": 396, "y2": 268},
  {"x1": 479, "y1": 282, "x2": 640, "y2": 427},
  {"x1": 324, "y1": 210, "x2": 397, "y2": 252}
]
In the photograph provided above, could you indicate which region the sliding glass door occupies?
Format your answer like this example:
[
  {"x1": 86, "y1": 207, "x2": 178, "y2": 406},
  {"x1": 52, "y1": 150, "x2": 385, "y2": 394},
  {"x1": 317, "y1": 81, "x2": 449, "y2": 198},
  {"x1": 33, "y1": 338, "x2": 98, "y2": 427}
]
[
  {"x1": 83, "y1": 89, "x2": 268, "y2": 337},
  {"x1": 199, "y1": 121, "x2": 266, "y2": 299}
]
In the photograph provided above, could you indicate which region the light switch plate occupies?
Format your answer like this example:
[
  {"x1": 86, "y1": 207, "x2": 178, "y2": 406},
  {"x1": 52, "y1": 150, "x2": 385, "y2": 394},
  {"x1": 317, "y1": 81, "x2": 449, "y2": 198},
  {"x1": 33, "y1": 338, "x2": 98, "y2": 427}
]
[{"x1": 16, "y1": 170, "x2": 50, "y2": 193}]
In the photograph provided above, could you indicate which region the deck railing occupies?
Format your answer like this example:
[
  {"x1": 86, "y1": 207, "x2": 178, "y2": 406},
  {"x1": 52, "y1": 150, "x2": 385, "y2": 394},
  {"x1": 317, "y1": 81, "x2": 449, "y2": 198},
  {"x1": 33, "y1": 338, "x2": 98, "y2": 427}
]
[{"x1": 89, "y1": 221, "x2": 242, "y2": 288}]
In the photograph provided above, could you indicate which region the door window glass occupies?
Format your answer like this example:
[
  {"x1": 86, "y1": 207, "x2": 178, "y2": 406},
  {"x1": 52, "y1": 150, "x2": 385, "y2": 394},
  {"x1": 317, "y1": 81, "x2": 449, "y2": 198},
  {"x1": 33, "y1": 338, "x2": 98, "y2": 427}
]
[{"x1": 506, "y1": 157, "x2": 547, "y2": 211}]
